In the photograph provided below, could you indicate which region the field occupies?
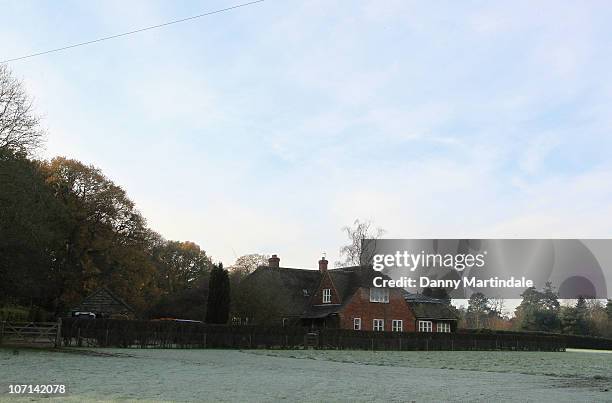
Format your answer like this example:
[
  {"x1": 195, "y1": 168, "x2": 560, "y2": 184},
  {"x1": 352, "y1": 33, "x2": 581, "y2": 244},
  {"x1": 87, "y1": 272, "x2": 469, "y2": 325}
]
[{"x1": 1, "y1": 347, "x2": 611, "y2": 402}]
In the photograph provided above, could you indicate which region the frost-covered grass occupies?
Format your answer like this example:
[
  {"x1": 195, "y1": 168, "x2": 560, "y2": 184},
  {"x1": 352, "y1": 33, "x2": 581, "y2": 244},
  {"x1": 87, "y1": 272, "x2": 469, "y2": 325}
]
[
  {"x1": 246, "y1": 348, "x2": 612, "y2": 379},
  {"x1": 1, "y1": 347, "x2": 611, "y2": 402}
]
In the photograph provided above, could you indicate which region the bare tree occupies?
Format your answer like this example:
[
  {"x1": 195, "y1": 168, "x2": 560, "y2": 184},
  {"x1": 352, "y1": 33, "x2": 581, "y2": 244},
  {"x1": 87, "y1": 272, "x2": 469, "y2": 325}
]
[
  {"x1": 336, "y1": 219, "x2": 385, "y2": 267},
  {"x1": 0, "y1": 64, "x2": 45, "y2": 154},
  {"x1": 489, "y1": 297, "x2": 506, "y2": 317},
  {"x1": 229, "y1": 254, "x2": 269, "y2": 278}
]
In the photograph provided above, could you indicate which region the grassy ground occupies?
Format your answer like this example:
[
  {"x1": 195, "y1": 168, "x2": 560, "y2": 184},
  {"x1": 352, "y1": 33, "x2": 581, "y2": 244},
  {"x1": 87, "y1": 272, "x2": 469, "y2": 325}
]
[
  {"x1": 246, "y1": 348, "x2": 612, "y2": 379},
  {"x1": 1, "y1": 347, "x2": 610, "y2": 402}
]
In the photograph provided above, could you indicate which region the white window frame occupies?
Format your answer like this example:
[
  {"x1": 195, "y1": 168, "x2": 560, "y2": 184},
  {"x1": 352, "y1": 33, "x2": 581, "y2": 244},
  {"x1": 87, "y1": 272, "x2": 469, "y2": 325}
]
[
  {"x1": 322, "y1": 288, "x2": 331, "y2": 303},
  {"x1": 437, "y1": 322, "x2": 451, "y2": 333},
  {"x1": 392, "y1": 319, "x2": 403, "y2": 332},
  {"x1": 418, "y1": 320, "x2": 433, "y2": 332},
  {"x1": 369, "y1": 288, "x2": 390, "y2": 303},
  {"x1": 373, "y1": 319, "x2": 384, "y2": 331},
  {"x1": 353, "y1": 317, "x2": 361, "y2": 330}
]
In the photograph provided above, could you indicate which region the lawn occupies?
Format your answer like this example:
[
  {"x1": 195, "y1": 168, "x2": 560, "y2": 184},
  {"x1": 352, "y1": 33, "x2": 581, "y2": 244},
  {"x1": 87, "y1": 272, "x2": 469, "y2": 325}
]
[{"x1": 1, "y1": 347, "x2": 610, "y2": 402}]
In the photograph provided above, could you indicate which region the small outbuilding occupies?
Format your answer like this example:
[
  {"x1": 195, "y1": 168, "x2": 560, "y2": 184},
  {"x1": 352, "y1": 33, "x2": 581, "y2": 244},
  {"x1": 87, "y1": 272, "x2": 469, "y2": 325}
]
[{"x1": 70, "y1": 287, "x2": 135, "y2": 319}]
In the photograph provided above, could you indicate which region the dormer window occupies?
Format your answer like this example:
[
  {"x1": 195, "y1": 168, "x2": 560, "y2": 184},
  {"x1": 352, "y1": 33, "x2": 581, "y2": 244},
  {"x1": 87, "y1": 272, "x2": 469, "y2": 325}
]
[
  {"x1": 322, "y1": 288, "x2": 331, "y2": 303},
  {"x1": 369, "y1": 288, "x2": 389, "y2": 303}
]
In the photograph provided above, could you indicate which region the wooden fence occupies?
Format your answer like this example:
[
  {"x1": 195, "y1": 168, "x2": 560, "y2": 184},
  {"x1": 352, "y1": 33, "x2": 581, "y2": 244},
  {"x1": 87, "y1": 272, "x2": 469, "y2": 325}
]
[
  {"x1": 0, "y1": 320, "x2": 62, "y2": 347},
  {"x1": 58, "y1": 318, "x2": 578, "y2": 351}
]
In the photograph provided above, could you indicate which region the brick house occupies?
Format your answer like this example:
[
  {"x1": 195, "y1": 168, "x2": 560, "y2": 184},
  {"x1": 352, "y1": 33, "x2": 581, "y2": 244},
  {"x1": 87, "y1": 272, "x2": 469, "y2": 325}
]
[{"x1": 241, "y1": 255, "x2": 458, "y2": 333}]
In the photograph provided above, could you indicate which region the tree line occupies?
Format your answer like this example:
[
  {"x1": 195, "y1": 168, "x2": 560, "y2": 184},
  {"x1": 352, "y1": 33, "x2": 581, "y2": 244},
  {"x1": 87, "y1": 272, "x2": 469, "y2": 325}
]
[
  {"x1": 460, "y1": 283, "x2": 612, "y2": 338},
  {"x1": 2, "y1": 64, "x2": 611, "y2": 336},
  {"x1": 0, "y1": 65, "x2": 233, "y2": 322}
]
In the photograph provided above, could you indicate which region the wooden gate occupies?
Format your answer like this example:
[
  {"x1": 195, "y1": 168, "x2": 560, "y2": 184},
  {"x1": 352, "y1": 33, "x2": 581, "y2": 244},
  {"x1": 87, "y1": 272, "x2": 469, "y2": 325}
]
[
  {"x1": 304, "y1": 331, "x2": 319, "y2": 349},
  {"x1": 0, "y1": 320, "x2": 62, "y2": 347}
]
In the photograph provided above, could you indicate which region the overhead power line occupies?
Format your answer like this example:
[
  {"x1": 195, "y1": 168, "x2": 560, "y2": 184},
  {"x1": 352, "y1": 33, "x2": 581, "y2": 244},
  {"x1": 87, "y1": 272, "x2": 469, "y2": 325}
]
[{"x1": 1, "y1": 0, "x2": 265, "y2": 63}]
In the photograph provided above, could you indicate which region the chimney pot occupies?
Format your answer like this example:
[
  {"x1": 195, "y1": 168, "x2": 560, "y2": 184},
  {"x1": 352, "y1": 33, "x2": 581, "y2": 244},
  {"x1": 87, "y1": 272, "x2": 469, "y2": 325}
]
[{"x1": 268, "y1": 254, "x2": 280, "y2": 268}]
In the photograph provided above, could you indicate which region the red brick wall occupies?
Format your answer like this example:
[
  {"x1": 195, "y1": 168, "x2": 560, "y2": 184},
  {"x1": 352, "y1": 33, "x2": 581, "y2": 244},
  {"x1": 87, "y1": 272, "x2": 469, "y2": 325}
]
[
  {"x1": 310, "y1": 271, "x2": 341, "y2": 305},
  {"x1": 339, "y1": 287, "x2": 416, "y2": 332}
]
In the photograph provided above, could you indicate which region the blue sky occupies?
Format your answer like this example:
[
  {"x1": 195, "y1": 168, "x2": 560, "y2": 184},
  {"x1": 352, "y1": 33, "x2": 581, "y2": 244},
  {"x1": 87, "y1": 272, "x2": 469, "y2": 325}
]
[{"x1": 2, "y1": 0, "x2": 612, "y2": 269}]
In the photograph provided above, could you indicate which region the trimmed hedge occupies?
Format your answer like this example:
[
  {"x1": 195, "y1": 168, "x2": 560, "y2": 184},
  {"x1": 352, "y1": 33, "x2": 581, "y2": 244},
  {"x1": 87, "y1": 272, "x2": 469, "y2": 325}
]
[{"x1": 56, "y1": 318, "x2": 612, "y2": 351}]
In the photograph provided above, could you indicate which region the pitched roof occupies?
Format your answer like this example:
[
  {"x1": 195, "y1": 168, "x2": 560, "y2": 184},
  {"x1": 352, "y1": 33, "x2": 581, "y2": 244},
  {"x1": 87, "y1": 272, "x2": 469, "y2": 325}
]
[
  {"x1": 72, "y1": 286, "x2": 135, "y2": 315},
  {"x1": 246, "y1": 265, "x2": 392, "y2": 318},
  {"x1": 403, "y1": 291, "x2": 458, "y2": 320},
  {"x1": 245, "y1": 265, "x2": 459, "y2": 321}
]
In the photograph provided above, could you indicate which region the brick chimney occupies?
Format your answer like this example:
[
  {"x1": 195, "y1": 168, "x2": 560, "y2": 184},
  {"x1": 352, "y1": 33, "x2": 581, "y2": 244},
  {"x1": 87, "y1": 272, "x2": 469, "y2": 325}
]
[
  {"x1": 318, "y1": 256, "x2": 328, "y2": 272},
  {"x1": 268, "y1": 254, "x2": 280, "y2": 268}
]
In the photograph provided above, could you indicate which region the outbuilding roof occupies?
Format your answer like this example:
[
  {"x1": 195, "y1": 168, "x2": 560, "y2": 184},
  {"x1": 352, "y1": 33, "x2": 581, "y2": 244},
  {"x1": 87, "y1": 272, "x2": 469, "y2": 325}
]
[{"x1": 71, "y1": 286, "x2": 135, "y2": 316}]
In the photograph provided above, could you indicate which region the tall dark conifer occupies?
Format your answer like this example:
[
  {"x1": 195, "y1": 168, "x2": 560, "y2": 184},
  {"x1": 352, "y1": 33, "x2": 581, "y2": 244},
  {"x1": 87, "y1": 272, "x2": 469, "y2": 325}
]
[{"x1": 206, "y1": 263, "x2": 230, "y2": 324}]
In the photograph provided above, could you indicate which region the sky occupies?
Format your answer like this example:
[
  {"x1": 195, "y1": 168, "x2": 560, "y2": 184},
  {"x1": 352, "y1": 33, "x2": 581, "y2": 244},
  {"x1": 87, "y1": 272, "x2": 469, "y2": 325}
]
[{"x1": 2, "y1": 0, "x2": 612, "y2": 271}]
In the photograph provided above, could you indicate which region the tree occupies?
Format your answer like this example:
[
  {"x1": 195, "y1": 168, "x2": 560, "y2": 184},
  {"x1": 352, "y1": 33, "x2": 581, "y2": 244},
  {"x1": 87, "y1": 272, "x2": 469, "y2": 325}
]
[
  {"x1": 205, "y1": 263, "x2": 230, "y2": 324},
  {"x1": 228, "y1": 254, "x2": 268, "y2": 319},
  {"x1": 229, "y1": 254, "x2": 268, "y2": 279},
  {"x1": 574, "y1": 296, "x2": 591, "y2": 335},
  {"x1": 153, "y1": 241, "x2": 212, "y2": 294},
  {"x1": 0, "y1": 149, "x2": 69, "y2": 309},
  {"x1": 336, "y1": 219, "x2": 385, "y2": 267},
  {"x1": 42, "y1": 157, "x2": 157, "y2": 312},
  {"x1": 489, "y1": 297, "x2": 505, "y2": 317},
  {"x1": 0, "y1": 65, "x2": 45, "y2": 154},
  {"x1": 605, "y1": 300, "x2": 612, "y2": 337},
  {"x1": 466, "y1": 292, "x2": 489, "y2": 328},
  {"x1": 560, "y1": 306, "x2": 578, "y2": 334},
  {"x1": 514, "y1": 283, "x2": 560, "y2": 332}
]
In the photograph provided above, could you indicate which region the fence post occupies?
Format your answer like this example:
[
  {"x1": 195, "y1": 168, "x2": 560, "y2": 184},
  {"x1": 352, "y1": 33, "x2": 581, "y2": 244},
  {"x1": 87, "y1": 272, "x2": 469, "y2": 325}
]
[{"x1": 54, "y1": 318, "x2": 62, "y2": 348}]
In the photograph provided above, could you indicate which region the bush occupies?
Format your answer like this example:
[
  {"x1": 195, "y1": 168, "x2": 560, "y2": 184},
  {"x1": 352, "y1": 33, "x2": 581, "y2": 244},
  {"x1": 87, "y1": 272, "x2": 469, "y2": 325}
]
[
  {"x1": 0, "y1": 305, "x2": 29, "y2": 321},
  {"x1": 0, "y1": 305, "x2": 54, "y2": 322}
]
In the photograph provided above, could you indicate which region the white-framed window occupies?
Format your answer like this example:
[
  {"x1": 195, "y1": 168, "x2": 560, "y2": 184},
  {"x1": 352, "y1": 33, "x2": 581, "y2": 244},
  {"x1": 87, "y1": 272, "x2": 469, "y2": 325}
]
[
  {"x1": 392, "y1": 319, "x2": 403, "y2": 332},
  {"x1": 322, "y1": 288, "x2": 331, "y2": 303},
  {"x1": 418, "y1": 320, "x2": 433, "y2": 332},
  {"x1": 373, "y1": 319, "x2": 384, "y2": 331},
  {"x1": 369, "y1": 288, "x2": 389, "y2": 303},
  {"x1": 437, "y1": 322, "x2": 451, "y2": 333},
  {"x1": 354, "y1": 317, "x2": 361, "y2": 330}
]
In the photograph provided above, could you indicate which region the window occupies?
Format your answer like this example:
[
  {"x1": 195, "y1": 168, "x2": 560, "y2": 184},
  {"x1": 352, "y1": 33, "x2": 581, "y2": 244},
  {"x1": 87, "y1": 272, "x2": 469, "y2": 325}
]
[
  {"x1": 282, "y1": 318, "x2": 288, "y2": 327},
  {"x1": 354, "y1": 317, "x2": 361, "y2": 330},
  {"x1": 322, "y1": 288, "x2": 331, "y2": 303},
  {"x1": 418, "y1": 320, "x2": 433, "y2": 332},
  {"x1": 437, "y1": 322, "x2": 451, "y2": 333},
  {"x1": 373, "y1": 319, "x2": 384, "y2": 331},
  {"x1": 369, "y1": 288, "x2": 389, "y2": 303},
  {"x1": 392, "y1": 319, "x2": 403, "y2": 332}
]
